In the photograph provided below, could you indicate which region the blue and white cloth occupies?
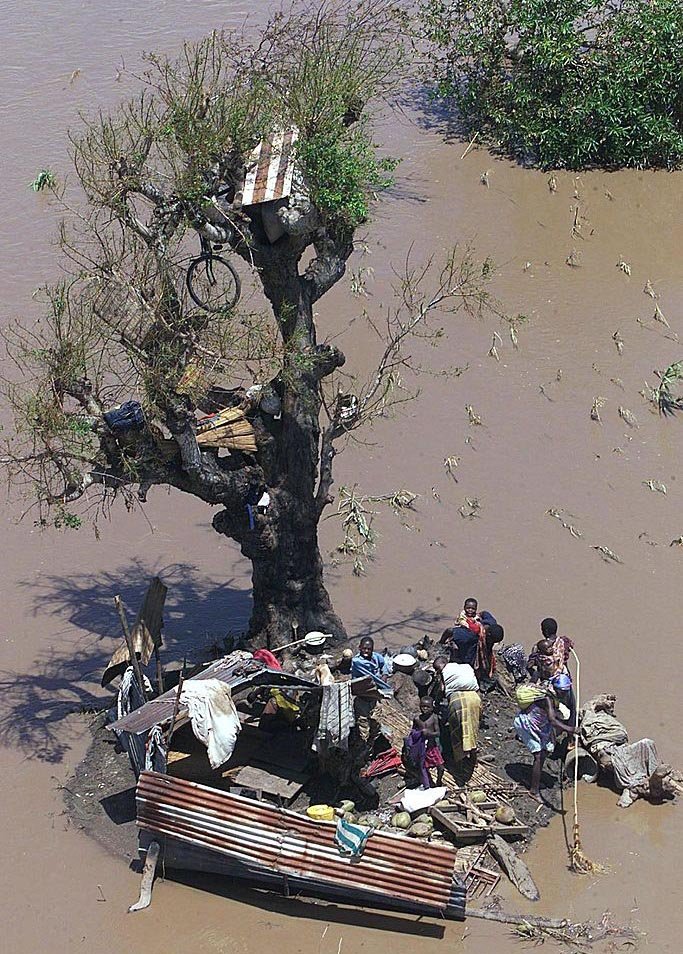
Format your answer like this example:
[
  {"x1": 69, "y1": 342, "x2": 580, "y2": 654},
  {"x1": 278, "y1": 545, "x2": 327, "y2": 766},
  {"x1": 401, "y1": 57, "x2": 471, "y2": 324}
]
[{"x1": 334, "y1": 817, "x2": 374, "y2": 858}]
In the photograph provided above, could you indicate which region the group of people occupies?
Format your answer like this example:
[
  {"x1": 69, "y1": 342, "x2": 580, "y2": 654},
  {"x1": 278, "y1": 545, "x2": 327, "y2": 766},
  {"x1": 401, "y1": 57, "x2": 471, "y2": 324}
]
[{"x1": 349, "y1": 599, "x2": 580, "y2": 799}]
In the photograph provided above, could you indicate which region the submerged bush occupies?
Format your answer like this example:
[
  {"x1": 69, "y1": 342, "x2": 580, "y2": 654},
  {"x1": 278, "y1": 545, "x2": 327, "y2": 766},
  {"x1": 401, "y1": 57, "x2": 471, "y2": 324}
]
[{"x1": 422, "y1": 0, "x2": 683, "y2": 169}]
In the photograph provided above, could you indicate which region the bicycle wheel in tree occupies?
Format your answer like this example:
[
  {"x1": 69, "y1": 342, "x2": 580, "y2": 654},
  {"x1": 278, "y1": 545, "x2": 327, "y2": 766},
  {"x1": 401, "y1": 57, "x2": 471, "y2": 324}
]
[{"x1": 186, "y1": 254, "x2": 241, "y2": 313}]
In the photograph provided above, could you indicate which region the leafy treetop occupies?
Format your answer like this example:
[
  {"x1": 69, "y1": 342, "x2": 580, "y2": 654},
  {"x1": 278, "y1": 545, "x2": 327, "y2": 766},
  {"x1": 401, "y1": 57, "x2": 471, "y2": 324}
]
[{"x1": 422, "y1": 0, "x2": 683, "y2": 169}]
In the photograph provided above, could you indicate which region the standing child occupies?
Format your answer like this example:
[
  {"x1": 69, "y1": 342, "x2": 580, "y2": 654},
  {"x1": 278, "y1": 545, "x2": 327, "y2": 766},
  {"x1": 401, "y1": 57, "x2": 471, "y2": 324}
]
[{"x1": 404, "y1": 696, "x2": 445, "y2": 787}]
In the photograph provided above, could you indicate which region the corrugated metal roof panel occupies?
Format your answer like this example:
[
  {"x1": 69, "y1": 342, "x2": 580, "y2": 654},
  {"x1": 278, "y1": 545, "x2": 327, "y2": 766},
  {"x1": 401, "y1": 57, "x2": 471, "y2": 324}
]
[
  {"x1": 137, "y1": 771, "x2": 457, "y2": 912},
  {"x1": 109, "y1": 653, "x2": 317, "y2": 735},
  {"x1": 241, "y1": 128, "x2": 299, "y2": 207}
]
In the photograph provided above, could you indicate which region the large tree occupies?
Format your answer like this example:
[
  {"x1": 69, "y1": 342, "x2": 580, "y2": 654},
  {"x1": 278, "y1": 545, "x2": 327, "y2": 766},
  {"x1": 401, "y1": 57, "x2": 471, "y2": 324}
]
[{"x1": 2, "y1": 2, "x2": 495, "y2": 646}]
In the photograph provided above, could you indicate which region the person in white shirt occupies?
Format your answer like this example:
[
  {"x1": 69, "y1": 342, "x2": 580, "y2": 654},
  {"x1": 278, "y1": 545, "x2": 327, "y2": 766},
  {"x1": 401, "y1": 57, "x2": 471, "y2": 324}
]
[
  {"x1": 433, "y1": 656, "x2": 481, "y2": 765},
  {"x1": 439, "y1": 660, "x2": 479, "y2": 694}
]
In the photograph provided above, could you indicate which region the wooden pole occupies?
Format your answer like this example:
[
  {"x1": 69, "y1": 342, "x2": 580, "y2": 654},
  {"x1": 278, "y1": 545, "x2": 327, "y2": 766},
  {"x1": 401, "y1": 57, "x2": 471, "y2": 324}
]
[
  {"x1": 154, "y1": 645, "x2": 164, "y2": 696},
  {"x1": 166, "y1": 658, "x2": 186, "y2": 746},
  {"x1": 115, "y1": 595, "x2": 147, "y2": 700},
  {"x1": 128, "y1": 841, "x2": 160, "y2": 913}
]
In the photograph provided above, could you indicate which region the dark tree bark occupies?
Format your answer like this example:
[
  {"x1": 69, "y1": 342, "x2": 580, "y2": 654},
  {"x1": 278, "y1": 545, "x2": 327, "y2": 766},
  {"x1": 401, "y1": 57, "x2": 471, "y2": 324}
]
[{"x1": 200, "y1": 212, "x2": 352, "y2": 646}]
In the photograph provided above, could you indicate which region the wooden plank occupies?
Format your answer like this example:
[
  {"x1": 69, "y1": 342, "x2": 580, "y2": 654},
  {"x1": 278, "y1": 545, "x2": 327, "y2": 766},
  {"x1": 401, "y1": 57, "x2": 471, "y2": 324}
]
[
  {"x1": 103, "y1": 578, "x2": 168, "y2": 686},
  {"x1": 231, "y1": 764, "x2": 307, "y2": 802},
  {"x1": 128, "y1": 841, "x2": 160, "y2": 912},
  {"x1": 487, "y1": 833, "x2": 539, "y2": 901},
  {"x1": 430, "y1": 805, "x2": 528, "y2": 844}
]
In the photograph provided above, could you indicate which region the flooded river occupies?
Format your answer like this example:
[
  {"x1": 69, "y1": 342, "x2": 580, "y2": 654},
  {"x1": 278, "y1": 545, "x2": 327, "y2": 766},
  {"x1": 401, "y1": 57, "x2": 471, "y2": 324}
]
[{"x1": 2, "y1": 3, "x2": 682, "y2": 952}]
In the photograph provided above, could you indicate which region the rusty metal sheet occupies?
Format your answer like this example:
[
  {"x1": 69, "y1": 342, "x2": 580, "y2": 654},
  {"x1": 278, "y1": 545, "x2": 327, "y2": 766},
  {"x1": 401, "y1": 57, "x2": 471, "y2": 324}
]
[
  {"x1": 109, "y1": 653, "x2": 318, "y2": 735},
  {"x1": 241, "y1": 128, "x2": 299, "y2": 207},
  {"x1": 136, "y1": 771, "x2": 458, "y2": 912}
]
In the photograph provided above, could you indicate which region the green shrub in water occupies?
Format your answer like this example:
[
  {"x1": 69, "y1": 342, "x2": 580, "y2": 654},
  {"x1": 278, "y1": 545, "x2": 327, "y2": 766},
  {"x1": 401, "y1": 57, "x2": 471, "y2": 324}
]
[{"x1": 422, "y1": 0, "x2": 683, "y2": 169}]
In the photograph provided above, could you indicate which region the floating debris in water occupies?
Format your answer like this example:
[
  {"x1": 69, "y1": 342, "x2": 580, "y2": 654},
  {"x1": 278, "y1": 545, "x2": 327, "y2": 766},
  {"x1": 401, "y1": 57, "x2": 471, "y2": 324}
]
[
  {"x1": 480, "y1": 169, "x2": 491, "y2": 188},
  {"x1": 639, "y1": 531, "x2": 659, "y2": 547},
  {"x1": 443, "y1": 456, "x2": 460, "y2": 480},
  {"x1": 546, "y1": 508, "x2": 583, "y2": 538},
  {"x1": 431, "y1": 487, "x2": 441, "y2": 501},
  {"x1": 610, "y1": 377, "x2": 625, "y2": 390},
  {"x1": 465, "y1": 405, "x2": 483, "y2": 426},
  {"x1": 459, "y1": 497, "x2": 481, "y2": 519},
  {"x1": 616, "y1": 260, "x2": 632, "y2": 276},
  {"x1": 523, "y1": 261, "x2": 532, "y2": 271},
  {"x1": 605, "y1": 189, "x2": 614, "y2": 201},
  {"x1": 593, "y1": 545, "x2": 623, "y2": 564},
  {"x1": 670, "y1": 537, "x2": 683, "y2": 547},
  {"x1": 613, "y1": 446, "x2": 624, "y2": 454},
  {"x1": 643, "y1": 479, "x2": 667, "y2": 495},
  {"x1": 556, "y1": 369, "x2": 563, "y2": 382},
  {"x1": 548, "y1": 175, "x2": 557, "y2": 193},
  {"x1": 488, "y1": 331, "x2": 502, "y2": 361},
  {"x1": 643, "y1": 279, "x2": 658, "y2": 299},
  {"x1": 566, "y1": 249, "x2": 582, "y2": 268},
  {"x1": 505, "y1": 313, "x2": 529, "y2": 350},
  {"x1": 639, "y1": 383, "x2": 658, "y2": 408},
  {"x1": 653, "y1": 304, "x2": 670, "y2": 328},
  {"x1": 591, "y1": 396, "x2": 606, "y2": 423},
  {"x1": 612, "y1": 330, "x2": 625, "y2": 355},
  {"x1": 618, "y1": 405, "x2": 639, "y2": 427},
  {"x1": 349, "y1": 267, "x2": 374, "y2": 297}
]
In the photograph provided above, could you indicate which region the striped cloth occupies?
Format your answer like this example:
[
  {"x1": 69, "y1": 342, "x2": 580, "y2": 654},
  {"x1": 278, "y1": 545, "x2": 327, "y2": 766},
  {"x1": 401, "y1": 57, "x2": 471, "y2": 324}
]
[
  {"x1": 334, "y1": 817, "x2": 374, "y2": 858},
  {"x1": 315, "y1": 682, "x2": 354, "y2": 753},
  {"x1": 448, "y1": 690, "x2": 481, "y2": 761}
]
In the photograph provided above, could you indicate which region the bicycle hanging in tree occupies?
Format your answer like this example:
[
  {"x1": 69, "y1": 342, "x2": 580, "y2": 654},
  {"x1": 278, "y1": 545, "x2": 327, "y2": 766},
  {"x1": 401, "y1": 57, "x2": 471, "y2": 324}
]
[{"x1": 186, "y1": 233, "x2": 242, "y2": 314}]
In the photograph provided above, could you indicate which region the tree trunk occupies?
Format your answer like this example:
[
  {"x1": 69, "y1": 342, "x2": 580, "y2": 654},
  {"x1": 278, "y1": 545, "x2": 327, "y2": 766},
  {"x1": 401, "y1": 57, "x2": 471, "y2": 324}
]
[
  {"x1": 249, "y1": 509, "x2": 344, "y2": 648},
  {"x1": 210, "y1": 236, "x2": 348, "y2": 648},
  {"x1": 213, "y1": 486, "x2": 345, "y2": 648}
]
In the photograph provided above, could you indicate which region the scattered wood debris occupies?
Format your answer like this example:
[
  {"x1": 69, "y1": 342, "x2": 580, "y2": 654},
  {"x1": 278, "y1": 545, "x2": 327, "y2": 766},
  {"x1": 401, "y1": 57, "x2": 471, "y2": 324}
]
[
  {"x1": 592, "y1": 545, "x2": 623, "y2": 564},
  {"x1": 618, "y1": 405, "x2": 639, "y2": 428},
  {"x1": 488, "y1": 331, "x2": 502, "y2": 361},
  {"x1": 590, "y1": 396, "x2": 605, "y2": 423},
  {"x1": 444, "y1": 456, "x2": 460, "y2": 481},
  {"x1": 459, "y1": 497, "x2": 481, "y2": 519},
  {"x1": 546, "y1": 508, "x2": 583, "y2": 538},
  {"x1": 653, "y1": 304, "x2": 670, "y2": 328},
  {"x1": 465, "y1": 405, "x2": 483, "y2": 426}
]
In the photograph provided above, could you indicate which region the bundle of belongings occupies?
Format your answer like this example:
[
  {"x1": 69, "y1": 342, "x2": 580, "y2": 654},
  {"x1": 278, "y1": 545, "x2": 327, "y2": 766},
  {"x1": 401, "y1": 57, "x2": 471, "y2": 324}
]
[{"x1": 579, "y1": 694, "x2": 681, "y2": 807}]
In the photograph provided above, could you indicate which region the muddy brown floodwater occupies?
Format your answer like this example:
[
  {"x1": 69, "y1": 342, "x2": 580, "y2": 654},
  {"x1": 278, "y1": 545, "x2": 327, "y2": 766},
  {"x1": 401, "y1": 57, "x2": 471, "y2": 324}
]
[{"x1": 2, "y1": 3, "x2": 683, "y2": 953}]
